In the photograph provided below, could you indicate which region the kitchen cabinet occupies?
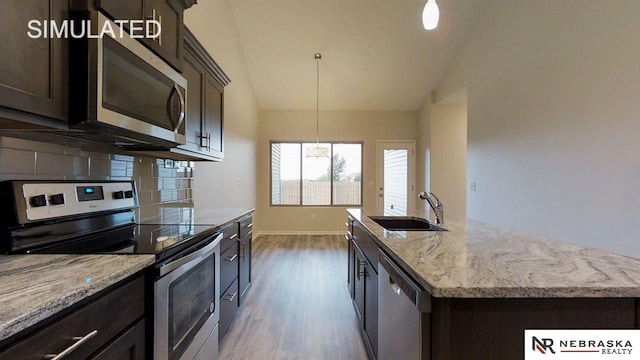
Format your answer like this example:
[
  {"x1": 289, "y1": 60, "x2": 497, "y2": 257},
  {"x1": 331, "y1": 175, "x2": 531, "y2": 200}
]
[
  {"x1": 0, "y1": 274, "x2": 146, "y2": 360},
  {"x1": 238, "y1": 215, "x2": 253, "y2": 303},
  {"x1": 218, "y1": 214, "x2": 253, "y2": 341},
  {"x1": 220, "y1": 242, "x2": 239, "y2": 337},
  {"x1": 168, "y1": 28, "x2": 229, "y2": 161},
  {"x1": 0, "y1": 0, "x2": 68, "y2": 128},
  {"x1": 346, "y1": 217, "x2": 355, "y2": 299},
  {"x1": 350, "y1": 222, "x2": 378, "y2": 360},
  {"x1": 96, "y1": 0, "x2": 194, "y2": 71}
]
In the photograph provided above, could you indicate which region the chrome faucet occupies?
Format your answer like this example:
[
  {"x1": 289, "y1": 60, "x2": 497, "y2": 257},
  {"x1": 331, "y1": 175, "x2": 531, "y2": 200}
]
[{"x1": 418, "y1": 192, "x2": 444, "y2": 224}]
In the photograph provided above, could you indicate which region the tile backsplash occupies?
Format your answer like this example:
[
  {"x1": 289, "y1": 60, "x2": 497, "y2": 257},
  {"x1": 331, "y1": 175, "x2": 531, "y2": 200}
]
[{"x1": 0, "y1": 136, "x2": 194, "y2": 222}]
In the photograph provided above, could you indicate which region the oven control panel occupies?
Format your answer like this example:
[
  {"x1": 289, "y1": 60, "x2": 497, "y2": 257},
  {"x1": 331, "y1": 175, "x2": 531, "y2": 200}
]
[{"x1": 22, "y1": 181, "x2": 137, "y2": 221}]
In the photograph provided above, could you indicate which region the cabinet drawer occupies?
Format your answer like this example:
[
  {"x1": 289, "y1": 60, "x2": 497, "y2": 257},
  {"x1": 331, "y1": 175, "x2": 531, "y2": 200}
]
[
  {"x1": 220, "y1": 243, "x2": 239, "y2": 294},
  {"x1": 219, "y1": 278, "x2": 239, "y2": 338},
  {"x1": 0, "y1": 275, "x2": 145, "y2": 360},
  {"x1": 353, "y1": 223, "x2": 378, "y2": 272},
  {"x1": 238, "y1": 215, "x2": 253, "y2": 238},
  {"x1": 219, "y1": 223, "x2": 239, "y2": 253}
]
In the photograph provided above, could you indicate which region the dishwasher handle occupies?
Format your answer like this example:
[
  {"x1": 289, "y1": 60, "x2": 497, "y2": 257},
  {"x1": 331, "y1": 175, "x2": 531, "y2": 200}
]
[{"x1": 378, "y1": 250, "x2": 431, "y2": 313}]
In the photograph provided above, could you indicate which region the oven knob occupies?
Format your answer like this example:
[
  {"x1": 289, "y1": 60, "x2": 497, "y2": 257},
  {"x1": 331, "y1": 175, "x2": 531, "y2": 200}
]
[
  {"x1": 112, "y1": 191, "x2": 125, "y2": 200},
  {"x1": 124, "y1": 190, "x2": 134, "y2": 199},
  {"x1": 49, "y1": 193, "x2": 65, "y2": 205},
  {"x1": 29, "y1": 194, "x2": 47, "y2": 207}
]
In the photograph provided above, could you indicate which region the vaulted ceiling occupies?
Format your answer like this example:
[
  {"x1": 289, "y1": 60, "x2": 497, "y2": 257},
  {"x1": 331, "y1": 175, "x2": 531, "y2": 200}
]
[{"x1": 229, "y1": 0, "x2": 487, "y2": 111}]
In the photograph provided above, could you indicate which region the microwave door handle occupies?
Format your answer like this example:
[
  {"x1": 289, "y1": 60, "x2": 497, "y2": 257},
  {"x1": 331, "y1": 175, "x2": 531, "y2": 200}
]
[{"x1": 168, "y1": 84, "x2": 185, "y2": 133}]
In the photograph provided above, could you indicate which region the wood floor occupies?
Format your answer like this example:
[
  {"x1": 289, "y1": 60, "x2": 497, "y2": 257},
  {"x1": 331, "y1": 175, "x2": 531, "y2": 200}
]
[{"x1": 219, "y1": 234, "x2": 368, "y2": 360}]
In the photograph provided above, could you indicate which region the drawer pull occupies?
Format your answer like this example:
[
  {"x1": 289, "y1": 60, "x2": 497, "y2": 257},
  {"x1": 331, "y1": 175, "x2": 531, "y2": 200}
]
[
  {"x1": 226, "y1": 254, "x2": 238, "y2": 262},
  {"x1": 344, "y1": 234, "x2": 350, "y2": 241},
  {"x1": 246, "y1": 222, "x2": 253, "y2": 228},
  {"x1": 224, "y1": 291, "x2": 238, "y2": 302},
  {"x1": 345, "y1": 222, "x2": 349, "y2": 227},
  {"x1": 44, "y1": 330, "x2": 98, "y2": 360},
  {"x1": 229, "y1": 233, "x2": 238, "y2": 240}
]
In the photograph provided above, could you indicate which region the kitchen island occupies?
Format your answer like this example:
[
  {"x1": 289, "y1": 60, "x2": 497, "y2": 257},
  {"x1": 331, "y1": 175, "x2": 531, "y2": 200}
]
[{"x1": 347, "y1": 208, "x2": 640, "y2": 359}]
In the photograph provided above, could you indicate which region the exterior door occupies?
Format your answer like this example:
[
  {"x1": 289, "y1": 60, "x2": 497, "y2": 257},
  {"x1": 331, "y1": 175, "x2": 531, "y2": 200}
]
[{"x1": 376, "y1": 141, "x2": 415, "y2": 215}]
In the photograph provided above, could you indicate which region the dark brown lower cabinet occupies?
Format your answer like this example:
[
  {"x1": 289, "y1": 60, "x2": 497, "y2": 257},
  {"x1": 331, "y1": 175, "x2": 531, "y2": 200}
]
[
  {"x1": 351, "y1": 239, "x2": 378, "y2": 359},
  {"x1": 0, "y1": 274, "x2": 146, "y2": 360},
  {"x1": 91, "y1": 320, "x2": 145, "y2": 360},
  {"x1": 218, "y1": 214, "x2": 253, "y2": 341},
  {"x1": 239, "y1": 232, "x2": 252, "y2": 303},
  {"x1": 219, "y1": 278, "x2": 239, "y2": 337}
]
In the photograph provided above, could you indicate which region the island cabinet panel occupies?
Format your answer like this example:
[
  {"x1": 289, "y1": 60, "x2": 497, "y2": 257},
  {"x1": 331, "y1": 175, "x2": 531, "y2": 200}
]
[
  {"x1": 0, "y1": 274, "x2": 145, "y2": 360},
  {"x1": 351, "y1": 231, "x2": 378, "y2": 359},
  {"x1": 0, "y1": 0, "x2": 68, "y2": 126},
  {"x1": 430, "y1": 297, "x2": 638, "y2": 360}
]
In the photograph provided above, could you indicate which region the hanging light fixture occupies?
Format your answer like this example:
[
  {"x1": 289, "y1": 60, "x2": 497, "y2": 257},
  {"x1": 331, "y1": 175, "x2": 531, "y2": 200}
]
[
  {"x1": 306, "y1": 52, "x2": 330, "y2": 158},
  {"x1": 422, "y1": 0, "x2": 440, "y2": 30}
]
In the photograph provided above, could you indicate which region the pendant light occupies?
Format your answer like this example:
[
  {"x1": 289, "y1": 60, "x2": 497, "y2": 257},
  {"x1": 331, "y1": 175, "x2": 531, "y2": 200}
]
[
  {"x1": 306, "y1": 53, "x2": 330, "y2": 158},
  {"x1": 422, "y1": 0, "x2": 440, "y2": 30}
]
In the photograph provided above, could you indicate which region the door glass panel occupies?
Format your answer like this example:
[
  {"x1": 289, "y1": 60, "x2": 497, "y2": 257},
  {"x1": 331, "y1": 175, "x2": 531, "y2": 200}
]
[
  {"x1": 168, "y1": 254, "x2": 215, "y2": 359},
  {"x1": 383, "y1": 149, "x2": 408, "y2": 215},
  {"x1": 102, "y1": 36, "x2": 182, "y2": 131}
]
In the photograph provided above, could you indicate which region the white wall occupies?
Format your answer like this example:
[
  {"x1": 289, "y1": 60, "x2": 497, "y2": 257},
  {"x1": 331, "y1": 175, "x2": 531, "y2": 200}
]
[
  {"x1": 429, "y1": 102, "x2": 467, "y2": 219},
  {"x1": 256, "y1": 110, "x2": 418, "y2": 234},
  {"x1": 436, "y1": 1, "x2": 640, "y2": 256},
  {"x1": 184, "y1": 1, "x2": 259, "y2": 211}
]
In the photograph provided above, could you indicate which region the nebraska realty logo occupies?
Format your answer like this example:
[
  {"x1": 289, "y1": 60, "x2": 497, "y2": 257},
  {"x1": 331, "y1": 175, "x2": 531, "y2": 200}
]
[{"x1": 525, "y1": 330, "x2": 639, "y2": 359}]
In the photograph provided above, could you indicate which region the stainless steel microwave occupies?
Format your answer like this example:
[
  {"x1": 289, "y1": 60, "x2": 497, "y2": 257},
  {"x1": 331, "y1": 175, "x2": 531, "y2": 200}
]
[{"x1": 70, "y1": 11, "x2": 187, "y2": 149}]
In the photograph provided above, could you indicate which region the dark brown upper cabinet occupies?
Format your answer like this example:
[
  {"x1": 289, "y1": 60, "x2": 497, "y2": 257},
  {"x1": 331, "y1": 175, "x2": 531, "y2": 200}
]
[
  {"x1": 0, "y1": 0, "x2": 69, "y2": 128},
  {"x1": 96, "y1": 0, "x2": 195, "y2": 72},
  {"x1": 168, "y1": 27, "x2": 229, "y2": 161}
]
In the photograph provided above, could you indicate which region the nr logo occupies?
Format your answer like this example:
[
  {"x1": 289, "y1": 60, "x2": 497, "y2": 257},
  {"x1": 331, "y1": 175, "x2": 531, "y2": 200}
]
[{"x1": 533, "y1": 337, "x2": 556, "y2": 354}]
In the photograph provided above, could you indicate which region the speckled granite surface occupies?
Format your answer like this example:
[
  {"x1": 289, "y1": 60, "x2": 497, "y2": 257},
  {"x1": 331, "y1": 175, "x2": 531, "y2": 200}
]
[
  {"x1": 0, "y1": 254, "x2": 154, "y2": 342},
  {"x1": 348, "y1": 209, "x2": 640, "y2": 298}
]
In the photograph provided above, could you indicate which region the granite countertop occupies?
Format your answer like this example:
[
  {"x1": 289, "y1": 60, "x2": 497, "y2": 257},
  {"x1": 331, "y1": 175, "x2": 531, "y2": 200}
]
[
  {"x1": 348, "y1": 208, "x2": 640, "y2": 298},
  {"x1": 0, "y1": 254, "x2": 154, "y2": 343}
]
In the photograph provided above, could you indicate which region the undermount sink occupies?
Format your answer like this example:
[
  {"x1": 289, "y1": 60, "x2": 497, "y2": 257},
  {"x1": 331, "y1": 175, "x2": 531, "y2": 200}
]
[{"x1": 369, "y1": 216, "x2": 448, "y2": 232}]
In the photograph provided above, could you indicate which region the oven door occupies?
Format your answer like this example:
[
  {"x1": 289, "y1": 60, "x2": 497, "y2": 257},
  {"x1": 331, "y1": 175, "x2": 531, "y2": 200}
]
[{"x1": 155, "y1": 233, "x2": 221, "y2": 360}]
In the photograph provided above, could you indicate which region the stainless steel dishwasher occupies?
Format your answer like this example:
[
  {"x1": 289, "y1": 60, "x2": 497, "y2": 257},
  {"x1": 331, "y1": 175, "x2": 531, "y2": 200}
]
[{"x1": 378, "y1": 250, "x2": 431, "y2": 360}]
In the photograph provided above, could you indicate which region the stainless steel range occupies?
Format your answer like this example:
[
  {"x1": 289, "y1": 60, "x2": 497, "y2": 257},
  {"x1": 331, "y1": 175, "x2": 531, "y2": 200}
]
[{"x1": 0, "y1": 180, "x2": 221, "y2": 360}]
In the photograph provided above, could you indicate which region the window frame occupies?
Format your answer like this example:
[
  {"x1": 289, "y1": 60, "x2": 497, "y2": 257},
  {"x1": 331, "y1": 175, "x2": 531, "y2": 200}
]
[{"x1": 269, "y1": 140, "x2": 364, "y2": 207}]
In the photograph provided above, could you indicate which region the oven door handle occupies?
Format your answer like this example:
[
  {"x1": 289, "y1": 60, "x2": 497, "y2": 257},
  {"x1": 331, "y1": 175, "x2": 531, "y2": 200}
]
[{"x1": 159, "y1": 233, "x2": 222, "y2": 277}]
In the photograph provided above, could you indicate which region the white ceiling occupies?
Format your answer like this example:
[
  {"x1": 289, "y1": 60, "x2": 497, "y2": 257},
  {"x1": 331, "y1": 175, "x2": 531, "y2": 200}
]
[{"x1": 229, "y1": 0, "x2": 487, "y2": 111}]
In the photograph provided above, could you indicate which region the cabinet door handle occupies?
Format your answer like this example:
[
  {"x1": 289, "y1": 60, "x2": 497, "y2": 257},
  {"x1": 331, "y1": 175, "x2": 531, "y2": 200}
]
[
  {"x1": 158, "y1": 14, "x2": 162, "y2": 46},
  {"x1": 226, "y1": 254, "x2": 238, "y2": 262},
  {"x1": 240, "y1": 242, "x2": 245, "y2": 260},
  {"x1": 225, "y1": 291, "x2": 238, "y2": 302},
  {"x1": 247, "y1": 223, "x2": 253, "y2": 228},
  {"x1": 344, "y1": 234, "x2": 350, "y2": 241},
  {"x1": 44, "y1": 330, "x2": 98, "y2": 360},
  {"x1": 345, "y1": 222, "x2": 349, "y2": 227},
  {"x1": 229, "y1": 233, "x2": 238, "y2": 240}
]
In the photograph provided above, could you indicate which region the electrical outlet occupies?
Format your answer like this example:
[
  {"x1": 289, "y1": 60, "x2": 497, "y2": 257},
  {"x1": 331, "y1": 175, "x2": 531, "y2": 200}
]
[{"x1": 470, "y1": 182, "x2": 477, "y2": 192}]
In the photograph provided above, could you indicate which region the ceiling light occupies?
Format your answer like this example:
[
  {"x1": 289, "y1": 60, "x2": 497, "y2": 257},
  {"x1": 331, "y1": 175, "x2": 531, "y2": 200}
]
[
  {"x1": 306, "y1": 53, "x2": 330, "y2": 158},
  {"x1": 422, "y1": 0, "x2": 440, "y2": 30}
]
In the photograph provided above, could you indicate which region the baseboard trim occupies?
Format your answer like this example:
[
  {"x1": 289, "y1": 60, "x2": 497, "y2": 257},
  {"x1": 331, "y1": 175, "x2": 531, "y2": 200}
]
[{"x1": 253, "y1": 230, "x2": 346, "y2": 238}]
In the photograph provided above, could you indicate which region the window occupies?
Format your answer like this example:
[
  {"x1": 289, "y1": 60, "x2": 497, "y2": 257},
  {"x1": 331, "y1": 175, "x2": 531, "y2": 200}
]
[{"x1": 271, "y1": 142, "x2": 362, "y2": 206}]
